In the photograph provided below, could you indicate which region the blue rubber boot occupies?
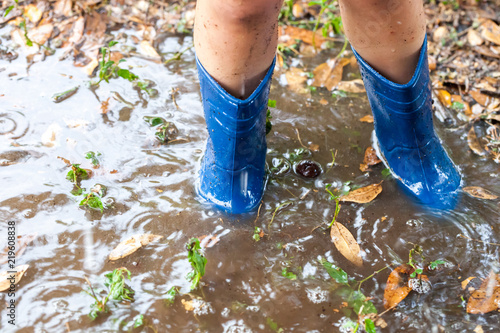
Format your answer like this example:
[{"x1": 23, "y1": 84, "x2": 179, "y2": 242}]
[
  {"x1": 353, "y1": 36, "x2": 461, "y2": 208},
  {"x1": 196, "y1": 57, "x2": 275, "y2": 213}
]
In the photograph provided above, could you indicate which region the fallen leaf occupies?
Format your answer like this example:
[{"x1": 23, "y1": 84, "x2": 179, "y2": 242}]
[
  {"x1": 285, "y1": 67, "x2": 308, "y2": 94},
  {"x1": 181, "y1": 299, "x2": 194, "y2": 311},
  {"x1": 330, "y1": 222, "x2": 363, "y2": 267},
  {"x1": 140, "y1": 40, "x2": 161, "y2": 60},
  {"x1": 428, "y1": 56, "x2": 437, "y2": 71},
  {"x1": 435, "y1": 89, "x2": 452, "y2": 107},
  {"x1": 319, "y1": 98, "x2": 328, "y2": 106},
  {"x1": 433, "y1": 26, "x2": 449, "y2": 43},
  {"x1": 467, "y1": 127, "x2": 487, "y2": 156},
  {"x1": 359, "y1": 115, "x2": 374, "y2": 123},
  {"x1": 467, "y1": 270, "x2": 500, "y2": 314},
  {"x1": 469, "y1": 90, "x2": 500, "y2": 109},
  {"x1": 109, "y1": 234, "x2": 163, "y2": 260},
  {"x1": 474, "y1": 325, "x2": 484, "y2": 333},
  {"x1": 69, "y1": 16, "x2": 85, "y2": 44},
  {"x1": 336, "y1": 79, "x2": 365, "y2": 93},
  {"x1": 464, "y1": 186, "x2": 498, "y2": 200},
  {"x1": 340, "y1": 182, "x2": 382, "y2": 203},
  {"x1": 0, "y1": 234, "x2": 37, "y2": 265},
  {"x1": 360, "y1": 147, "x2": 382, "y2": 172},
  {"x1": 0, "y1": 265, "x2": 29, "y2": 292},
  {"x1": 309, "y1": 143, "x2": 320, "y2": 152},
  {"x1": 480, "y1": 19, "x2": 500, "y2": 46},
  {"x1": 292, "y1": 3, "x2": 305, "y2": 18},
  {"x1": 198, "y1": 235, "x2": 220, "y2": 248},
  {"x1": 24, "y1": 4, "x2": 43, "y2": 24},
  {"x1": 281, "y1": 25, "x2": 326, "y2": 46},
  {"x1": 54, "y1": 0, "x2": 73, "y2": 17},
  {"x1": 462, "y1": 276, "x2": 477, "y2": 290},
  {"x1": 384, "y1": 264, "x2": 412, "y2": 309},
  {"x1": 473, "y1": 45, "x2": 500, "y2": 59},
  {"x1": 28, "y1": 23, "x2": 54, "y2": 45},
  {"x1": 468, "y1": 29, "x2": 484, "y2": 46},
  {"x1": 82, "y1": 58, "x2": 99, "y2": 76},
  {"x1": 450, "y1": 95, "x2": 471, "y2": 115},
  {"x1": 312, "y1": 58, "x2": 350, "y2": 91}
]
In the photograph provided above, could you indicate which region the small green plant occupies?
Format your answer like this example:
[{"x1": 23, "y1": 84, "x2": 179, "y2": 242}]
[
  {"x1": 325, "y1": 182, "x2": 351, "y2": 227},
  {"x1": 267, "y1": 317, "x2": 285, "y2": 333},
  {"x1": 319, "y1": 258, "x2": 383, "y2": 332},
  {"x1": 66, "y1": 164, "x2": 90, "y2": 185},
  {"x1": 85, "y1": 151, "x2": 101, "y2": 167},
  {"x1": 281, "y1": 267, "x2": 297, "y2": 280},
  {"x1": 84, "y1": 267, "x2": 134, "y2": 320},
  {"x1": 267, "y1": 99, "x2": 276, "y2": 135},
  {"x1": 80, "y1": 184, "x2": 107, "y2": 213},
  {"x1": 309, "y1": 0, "x2": 343, "y2": 48},
  {"x1": 407, "y1": 244, "x2": 448, "y2": 277},
  {"x1": 164, "y1": 286, "x2": 179, "y2": 305},
  {"x1": 186, "y1": 238, "x2": 207, "y2": 290},
  {"x1": 131, "y1": 314, "x2": 144, "y2": 328},
  {"x1": 253, "y1": 227, "x2": 264, "y2": 242}
]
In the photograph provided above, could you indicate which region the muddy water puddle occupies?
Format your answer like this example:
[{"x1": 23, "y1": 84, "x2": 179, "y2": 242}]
[{"x1": 1, "y1": 28, "x2": 500, "y2": 332}]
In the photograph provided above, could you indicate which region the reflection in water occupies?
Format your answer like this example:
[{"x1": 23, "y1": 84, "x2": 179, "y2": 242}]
[{"x1": 0, "y1": 27, "x2": 499, "y2": 332}]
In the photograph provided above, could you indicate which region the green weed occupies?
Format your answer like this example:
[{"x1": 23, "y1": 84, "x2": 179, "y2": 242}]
[
  {"x1": 186, "y1": 238, "x2": 207, "y2": 290},
  {"x1": 85, "y1": 151, "x2": 101, "y2": 167}
]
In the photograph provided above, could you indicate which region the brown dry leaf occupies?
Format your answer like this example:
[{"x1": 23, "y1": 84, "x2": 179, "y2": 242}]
[
  {"x1": 281, "y1": 25, "x2": 325, "y2": 46},
  {"x1": 28, "y1": 23, "x2": 54, "y2": 45},
  {"x1": 54, "y1": 0, "x2": 73, "y2": 17},
  {"x1": 433, "y1": 26, "x2": 449, "y2": 43},
  {"x1": 359, "y1": 147, "x2": 382, "y2": 172},
  {"x1": 469, "y1": 90, "x2": 500, "y2": 109},
  {"x1": 359, "y1": 115, "x2": 374, "y2": 123},
  {"x1": 467, "y1": 271, "x2": 500, "y2": 314},
  {"x1": 309, "y1": 143, "x2": 320, "y2": 152},
  {"x1": 285, "y1": 67, "x2": 308, "y2": 94},
  {"x1": 330, "y1": 222, "x2": 363, "y2": 267},
  {"x1": 198, "y1": 235, "x2": 220, "y2": 248},
  {"x1": 24, "y1": 4, "x2": 43, "y2": 24},
  {"x1": 384, "y1": 264, "x2": 412, "y2": 309},
  {"x1": 312, "y1": 58, "x2": 350, "y2": 91},
  {"x1": 462, "y1": 276, "x2": 477, "y2": 290},
  {"x1": 337, "y1": 79, "x2": 365, "y2": 93},
  {"x1": 69, "y1": 17, "x2": 85, "y2": 44},
  {"x1": 436, "y1": 89, "x2": 452, "y2": 107},
  {"x1": 0, "y1": 265, "x2": 29, "y2": 292},
  {"x1": 340, "y1": 182, "x2": 383, "y2": 203},
  {"x1": 0, "y1": 234, "x2": 37, "y2": 265},
  {"x1": 428, "y1": 56, "x2": 437, "y2": 71},
  {"x1": 464, "y1": 186, "x2": 498, "y2": 200},
  {"x1": 468, "y1": 29, "x2": 484, "y2": 46},
  {"x1": 292, "y1": 3, "x2": 305, "y2": 18},
  {"x1": 319, "y1": 98, "x2": 328, "y2": 106},
  {"x1": 140, "y1": 40, "x2": 161, "y2": 60},
  {"x1": 181, "y1": 299, "x2": 194, "y2": 311},
  {"x1": 473, "y1": 45, "x2": 500, "y2": 59},
  {"x1": 474, "y1": 326, "x2": 484, "y2": 333},
  {"x1": 82, "y1": 58, "x2": 99, "y2": 76},
  {"x1": 109, "y1": 234, "x2": 163, "y2": 260},
  {"x1": 480, "y1": 20, "x2": 500, "y2": 46},
  {"x1": 467, "y1": 127, "x2": 487, "y2": 156}
]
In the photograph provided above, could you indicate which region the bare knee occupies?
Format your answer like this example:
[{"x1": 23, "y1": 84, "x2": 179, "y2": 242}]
[{"x1": 205, "y1": 0, "x2": 283, "y2": 26}]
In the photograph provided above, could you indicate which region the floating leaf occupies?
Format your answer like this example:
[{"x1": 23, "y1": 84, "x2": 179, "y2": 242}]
[
  {"x1": 336, "y1": 79, "x2": 365, "y2": 93},
  {"x1": 285, "y1": 67, "x2": 308, "y2": 94},
  {"x1": 359, "y1": 115, "x2": 374, "y2": 123},
  {"x1": 360, "y1": 147, "x2": 382, "y2": 172},
  {"x1": 383, "y1": 264, "x2": 412, "y2": 309},
  {"x1": 321, "y1": 259, "x2": 349, "y2": 284},
  {"x1": 0, "y1": 234, "x2": 37, "y2": 265},
  {"x1": 467, "y1": 127, "x2": 487, "y2": 156},
  {"x1": 140, "y1": 41, "x2": 161, "y2": 60},
  {"x1": 462, "y1": 276, "x2": 477, "y2": 290},
  {"x1": 312, "y1": 58, "x2": 350, "y2": 91},
  {"x1": 0, "y1": 265, "x2": 29, "y2": 292},
  {"x1": 463, "y1": 186, "x2": 498, "y2": 200},
  {"x1": 109, "y1": 234, "x2": 163, "y2": 260},
  {"x1": 340, "y1": 183, "x2": 383, "y2": 203},
  {"x1": 330, "y1": 222, "x2": 363, "y2": 267},
  {"x1": 467, "y1": 271, "x2": 500, "y2": 314}
]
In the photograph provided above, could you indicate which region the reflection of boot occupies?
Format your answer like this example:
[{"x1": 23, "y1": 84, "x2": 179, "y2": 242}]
[
  {"x1": 196, "y1": 57, "x2": 275, "y2": 213},
  {"x1": 353, "y1": 36, "x2": 461, "y2": 208}
]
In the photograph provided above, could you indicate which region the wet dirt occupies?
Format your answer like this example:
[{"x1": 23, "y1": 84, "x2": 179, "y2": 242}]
[{"x1": 1, "y1": 28, "x2": 500, "y2": 332}]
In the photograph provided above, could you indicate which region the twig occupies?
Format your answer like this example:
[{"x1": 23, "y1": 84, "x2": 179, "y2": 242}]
[
  {"x1": 268, "y1": 201, "x2": 293, "y2": 230},
  {"x1": 458, "y1": 234, "x2": 500, "y2": 246},
  {"x1": 253, "y1": 202, "x2": 263, "y2": 225},
  {"x1": 295, "y1": 127, "x2": 308, "y2": 149}
]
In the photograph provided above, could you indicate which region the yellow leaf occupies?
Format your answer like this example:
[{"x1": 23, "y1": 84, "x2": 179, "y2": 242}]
[
  {"x1": 383, "y1": 264, "x2": 412, "y2": 309},
  {"x1": 330, "y1": 222, "x2": 363, "y2": 267},
  {"x1": 467, "y1": 271, "x2": 500, "y2": 314},
  {"x1": 467, "y1": 127, "x2": 487, "y2": 156},
  {"x1": 0, "y1": 265, "x2": 29, "y2": 292},
  {"x1": 340, "y1": 183, "x2": 383, "y2": 203},
  {"x1": 24, "y1": 4, "x2": 43, "y2": 24},
  {"x1": 462, "y1": 276, "x2": 477, "y2": 290},
  {"x1": 336, "y1": 79, "x2": 365, "y2": 93},
  {"x1": 109, "y1": 234, "x2": 163, "y2": 260},
  {"x1": 359, "y1": 115, "x2": 374, "y2": 123},
  {"x1": 463, "y1": 186, "x2": 498, "y2": 200},
  {"x1": 435, "y1": 89, "x2": 452, "y2": 107}
]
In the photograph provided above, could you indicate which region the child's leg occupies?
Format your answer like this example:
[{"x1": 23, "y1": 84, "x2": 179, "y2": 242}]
[
  {"x1": 194, "y1": 0, "x2": 283, "y2": 99},
  {"x1": 194, "y1": 0, "x2": 283, "y2": 213},
  {"x1": 339, "y1": 0, "x2": 426, "y2": 84},
  {"x1": 340, "y1": 0, "x2": 461, "y2": 207}
]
